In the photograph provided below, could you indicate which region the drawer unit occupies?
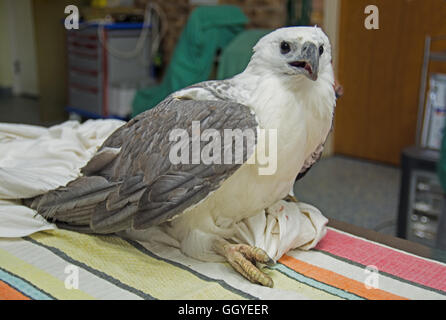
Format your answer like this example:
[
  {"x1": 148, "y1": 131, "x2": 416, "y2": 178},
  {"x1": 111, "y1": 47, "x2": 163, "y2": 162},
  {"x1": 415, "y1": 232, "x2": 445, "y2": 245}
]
[
  {"x1": 398, "y1": 146, "x2": 445, "y2": 248},
  {"x1": 407, "y1": 171, "x2": 443, "y2": 244},
  {"x1": 66, "y1": 23, "x2": 153, "y2": 119}
]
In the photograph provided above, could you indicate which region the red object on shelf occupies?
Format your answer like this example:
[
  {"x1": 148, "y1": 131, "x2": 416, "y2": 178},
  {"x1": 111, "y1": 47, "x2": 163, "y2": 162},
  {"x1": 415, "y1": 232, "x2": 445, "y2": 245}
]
[{"x1": 65, "y1": 23, "x2": 154, "y2": 119}]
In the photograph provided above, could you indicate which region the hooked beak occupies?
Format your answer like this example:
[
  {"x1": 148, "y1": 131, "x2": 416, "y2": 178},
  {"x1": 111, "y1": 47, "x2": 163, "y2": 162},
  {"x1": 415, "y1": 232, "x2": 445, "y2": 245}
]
[{"x1": 288, "y1": 42, "x2": 319, "y2": 81}]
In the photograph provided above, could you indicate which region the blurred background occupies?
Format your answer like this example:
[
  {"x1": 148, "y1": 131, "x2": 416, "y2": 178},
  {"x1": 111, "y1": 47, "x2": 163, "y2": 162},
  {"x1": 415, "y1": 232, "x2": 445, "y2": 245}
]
[{"x1": 1, "y1": 0, "x2": 446, "y2": 249}]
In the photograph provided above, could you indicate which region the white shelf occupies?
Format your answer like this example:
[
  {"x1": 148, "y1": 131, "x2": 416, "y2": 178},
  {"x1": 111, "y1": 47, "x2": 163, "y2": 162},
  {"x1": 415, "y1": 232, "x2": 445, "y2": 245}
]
[{"x1": 430, "y1": 51, "x2": 446, "y2": 62}]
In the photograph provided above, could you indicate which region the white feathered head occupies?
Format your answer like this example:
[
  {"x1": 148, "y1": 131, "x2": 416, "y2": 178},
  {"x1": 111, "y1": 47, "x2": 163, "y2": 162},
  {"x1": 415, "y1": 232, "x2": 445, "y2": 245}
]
[{"x1": 251, "y1": 26, "x2": 333, "y2": 82}]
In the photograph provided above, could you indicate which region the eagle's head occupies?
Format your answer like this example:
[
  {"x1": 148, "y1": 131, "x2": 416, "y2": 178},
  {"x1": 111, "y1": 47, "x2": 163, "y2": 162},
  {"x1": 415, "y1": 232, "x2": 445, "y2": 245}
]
[{"x1": 251, "y1": 26, "x2": 332, "y2": 82}]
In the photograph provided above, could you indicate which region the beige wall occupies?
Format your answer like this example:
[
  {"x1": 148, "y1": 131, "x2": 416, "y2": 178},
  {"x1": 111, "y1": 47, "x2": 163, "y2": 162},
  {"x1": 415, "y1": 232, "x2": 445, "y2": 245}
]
[
  {"x1": 322, "y1": 0, "x2": 340, "y2": 157},
  {"x1": 0, "y1": 0, "x2": 13, "y2": 89},
  {"x1": 323, "y1": 0, "x2": 340, "y2": 71},
  {"x1": 10, "y1": 0, "x2": 39, "y2": 95},
  {"x1": 33, "y1": 0, "x2": 86, "y2": 122},
  {"x1": 0, "y1": 0, "x2": 39, "y2": 95}
]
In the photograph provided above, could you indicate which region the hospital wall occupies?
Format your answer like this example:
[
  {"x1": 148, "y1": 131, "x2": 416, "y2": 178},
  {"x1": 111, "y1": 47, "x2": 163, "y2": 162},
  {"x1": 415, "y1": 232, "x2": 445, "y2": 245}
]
[{"x1": 0, "y1": 1, "x2": 13, "y2": 91}]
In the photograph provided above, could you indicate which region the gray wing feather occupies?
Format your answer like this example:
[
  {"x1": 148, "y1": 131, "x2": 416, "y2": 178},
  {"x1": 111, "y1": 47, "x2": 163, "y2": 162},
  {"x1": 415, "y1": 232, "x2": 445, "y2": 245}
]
[
  {"x1": 296, "y1": 106, "x2": 336, "y2": 181},
  {"x1": 296, "y1": 125, "x2": 334, "y2": 181},
  {"x1": 29, "y1": 95, "x2": 258, "y2": 234},
  {"x1": 296, "y1": 144, "x2": 324, "y2": 180}
]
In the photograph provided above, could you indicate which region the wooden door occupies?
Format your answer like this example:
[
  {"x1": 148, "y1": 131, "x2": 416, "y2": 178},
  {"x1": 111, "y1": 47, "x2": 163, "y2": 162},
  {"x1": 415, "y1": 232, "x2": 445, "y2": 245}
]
[{"x1": 334, "y1": 0, "x2": 446, "y2": 165}]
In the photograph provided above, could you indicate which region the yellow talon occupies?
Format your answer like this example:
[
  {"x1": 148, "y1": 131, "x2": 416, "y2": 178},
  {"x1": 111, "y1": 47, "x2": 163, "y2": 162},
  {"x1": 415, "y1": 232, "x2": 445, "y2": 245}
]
[
  {"x1": 283, "y1": 195, "x2": 299, "y2": 203},
  {"x1": 213, "y1": 239, "x2": 274, "y2": 287}
]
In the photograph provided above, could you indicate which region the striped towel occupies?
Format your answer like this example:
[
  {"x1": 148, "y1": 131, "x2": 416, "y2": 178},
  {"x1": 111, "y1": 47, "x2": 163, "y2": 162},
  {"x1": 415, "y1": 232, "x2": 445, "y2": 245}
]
[{"x1": 1, "y1": 227, "x2": 445, "y2": 300}]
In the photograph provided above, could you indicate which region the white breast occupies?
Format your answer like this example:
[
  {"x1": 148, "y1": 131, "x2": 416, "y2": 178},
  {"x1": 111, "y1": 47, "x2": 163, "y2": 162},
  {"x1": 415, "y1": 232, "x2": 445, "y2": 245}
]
[{"x1": 167, "y1": 73, "x2": 335, "y2": 245}]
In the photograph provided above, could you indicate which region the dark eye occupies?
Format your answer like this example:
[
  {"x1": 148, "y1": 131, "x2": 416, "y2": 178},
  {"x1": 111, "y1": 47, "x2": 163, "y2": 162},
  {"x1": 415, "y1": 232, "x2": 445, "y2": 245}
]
[
  {"x1": 280, "y1": 41, "x2": 291, "y2": 54},
  {"x1": 319, "y1": 45, "x2": 324, "y2": 56}
]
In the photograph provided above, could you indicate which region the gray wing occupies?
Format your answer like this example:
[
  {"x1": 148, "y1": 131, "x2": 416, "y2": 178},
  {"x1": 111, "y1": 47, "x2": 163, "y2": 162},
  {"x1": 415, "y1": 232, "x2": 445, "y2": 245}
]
[
  {"x1": 296, "y1": 144, "x2": 324, "y2": 180},
  {"x1": 29, "y1": 96, "x2": 258, "y2": 234},
  {"x1": 296, "y1": 118, "x2": 335, "y2": 180},
  {"x1": 297, "y1": 92, "x2": 338, "y2": 181}
]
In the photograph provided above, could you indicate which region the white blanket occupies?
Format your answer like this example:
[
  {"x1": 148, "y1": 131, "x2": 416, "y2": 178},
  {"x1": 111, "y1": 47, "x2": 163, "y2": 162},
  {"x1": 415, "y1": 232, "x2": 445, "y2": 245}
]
[{"x1": 0, "y1": 120, "x2": 328, "y2": 262}]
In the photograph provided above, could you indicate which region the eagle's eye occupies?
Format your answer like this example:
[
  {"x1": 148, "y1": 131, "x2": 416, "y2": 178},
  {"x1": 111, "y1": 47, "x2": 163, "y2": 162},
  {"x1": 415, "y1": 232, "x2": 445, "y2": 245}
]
[
  {"x1": 280, "y1": 41, "x2": 291, "y2": 54},
  {"x1": 319, "y1": 45, "x2": 324, "y2": 56}
]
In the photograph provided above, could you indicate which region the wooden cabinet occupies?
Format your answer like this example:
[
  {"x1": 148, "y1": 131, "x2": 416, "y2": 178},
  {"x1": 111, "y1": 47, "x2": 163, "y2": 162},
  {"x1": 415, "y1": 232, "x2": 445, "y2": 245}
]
[{"x1": 334, "y1": 0, "x2": 446, "y2": 165}]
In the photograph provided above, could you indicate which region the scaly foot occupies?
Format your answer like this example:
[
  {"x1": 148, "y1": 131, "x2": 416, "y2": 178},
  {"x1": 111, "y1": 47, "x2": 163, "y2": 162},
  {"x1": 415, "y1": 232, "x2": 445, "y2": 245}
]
[
  {"x1": 283, "y1": 194, "x2": 299, "y2": 203},
  {"x1": 213, "y1": 239, "x2": 274, "y2": 287}
]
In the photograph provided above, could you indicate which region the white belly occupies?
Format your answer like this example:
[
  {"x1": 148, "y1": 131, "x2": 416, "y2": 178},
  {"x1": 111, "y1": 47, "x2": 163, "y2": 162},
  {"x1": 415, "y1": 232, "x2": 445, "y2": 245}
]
[
  {"x1": 167, "y1": 123, "x2": 310, "y2": 243},
  {"x1": 163, "y1": 75, "x2": 335, "y2": 260}
]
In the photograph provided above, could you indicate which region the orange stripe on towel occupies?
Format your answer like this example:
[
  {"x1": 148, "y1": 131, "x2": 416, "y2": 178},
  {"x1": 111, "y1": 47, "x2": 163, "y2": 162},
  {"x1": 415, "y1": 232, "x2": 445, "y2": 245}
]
[
  {"x1": 0, "y1": 280, "x2": 30, "y2": 300},
  {"x1": 279, "y1": 255, "x2": 408, "y2": 300}
]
